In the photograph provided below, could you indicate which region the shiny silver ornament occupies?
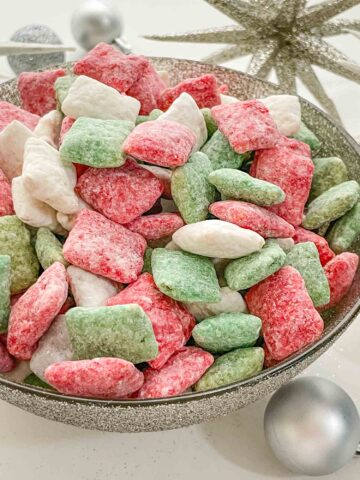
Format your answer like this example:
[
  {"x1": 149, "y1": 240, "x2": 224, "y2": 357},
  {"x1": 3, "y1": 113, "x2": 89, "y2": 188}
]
[
  {"x1": 264, "y1": 376, "x2": 360, "y2": 476},
  {"x1": 71, "y1": 0, "x2": 131, "y2": 53},
  {"x1": 7, "y1": 24, "x2": 66, "y2": 75}
]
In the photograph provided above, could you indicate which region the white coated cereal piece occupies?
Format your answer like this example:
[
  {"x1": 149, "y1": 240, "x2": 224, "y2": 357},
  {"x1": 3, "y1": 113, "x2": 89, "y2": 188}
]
[
  {"x1": 22, "y1": 137, "x2": 79, "y2": 214},
  {"x1": 184, "y1": 287, "x2": 247, "y2": 321},
  {"x1": 34, "y1": 109, "x2": 63, "y2": 148},
  {"x1": 259, "y1": 95, "x2": 301, "y2": 136},
  {"x1": 0, "y1": 120, "x2": 35, "y2": 180},
  {"x1": 161, "y1": 198, "x2": 178, "y2": 213},
  {"x1": 62, "y1": 75, "x2": 140, "y2": 122},
  {"x1": 172, "y1": 219, "x2": 265, "y2": 258},
  {"x1": 56, "y1": 197, "x2": 92, "y2": 231},
  {"x1": 165, "y1": 240, "x2": 182, "y2": 251},
  {"x1": 12, "y1": 176, "x2": 60, "y2": 232},
  {"x1": 30, "y1": 315, "x2": 74, "y2": 381},
  {"x1": 276, "y1": 237, "x2": 295, "y2": 252},
  {"x1": 159, "y1": 92, "x2": 207, "y2": 151},
  {"x1": 2, "y1": 361, "x2": 31, "y2": 382},
  {"x1": 140, "y1": 164, "x2": 172, "y2": 187},
  {"x1": 220, "y1": 94, "x2": 239, "y2": 104},
  {"x1": 67, "y1": 265, "x2": 119, "y2": 307},
  {"x1": 157, "y1": 70, "x2": 170, "y2": 86}
]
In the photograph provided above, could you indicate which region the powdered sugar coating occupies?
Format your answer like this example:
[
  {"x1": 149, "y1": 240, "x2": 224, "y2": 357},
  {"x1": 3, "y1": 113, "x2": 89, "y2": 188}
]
[
  {"x1": 34, "y1": 110, "x2": 62, "y2": 148},
  {"x1": 76, "y1": 159, "x2": 163, "y2": 224},
  {"x1": 0, "y1": 169, "x2": 14, "y2": 216},
  {"x1": 63, "y1": 210, "x2": 146, "y2": 283},
  {"x1": 211, "y1": 100, "x2": 282, "y2": 154},
  {"x1": 135, "y1": 347, "x2": 214, "y2": 399},
  {"x1": 0, "y1": 121, "x2": 35, "y2": 180},
  {"x1": 246, "y1": 266, "x2": 324, "y2": 360},
  {"x1": 45, "y1": 357, "x2": 144, "y2": 399},
  {"x1": 7, "y1": 262, "x2": 68, "y2": 360},
  {"x1": 0, "y1": 101, "x2": 39, "y2": 133}
]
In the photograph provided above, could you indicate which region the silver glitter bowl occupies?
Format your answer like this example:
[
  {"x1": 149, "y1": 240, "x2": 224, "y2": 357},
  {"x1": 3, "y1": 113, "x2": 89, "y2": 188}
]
[{"x1": 0, "y1": 58, "x2": 359, "y2": 433}]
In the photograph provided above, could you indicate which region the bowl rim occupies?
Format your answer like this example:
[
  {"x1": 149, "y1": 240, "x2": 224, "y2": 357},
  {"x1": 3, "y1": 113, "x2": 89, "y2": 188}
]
[{"x1": 1, "y1": 57, "x2": 360, "y2": 406}]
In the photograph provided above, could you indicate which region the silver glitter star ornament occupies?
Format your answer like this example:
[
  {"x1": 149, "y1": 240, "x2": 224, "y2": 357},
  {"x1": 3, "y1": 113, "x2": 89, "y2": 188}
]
[{"x1": 145, "y1": 0, "x2": 360, "y2": 123}]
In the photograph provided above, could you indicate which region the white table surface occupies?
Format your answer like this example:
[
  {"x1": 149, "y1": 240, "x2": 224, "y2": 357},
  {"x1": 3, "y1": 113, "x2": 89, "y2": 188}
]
[{"x1": 0, "y1": 1, "x2": 360, "y2": 479}]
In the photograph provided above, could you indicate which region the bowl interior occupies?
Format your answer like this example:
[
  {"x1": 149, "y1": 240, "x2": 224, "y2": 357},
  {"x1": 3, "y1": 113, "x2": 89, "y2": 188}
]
[{"x1": 0, "y1": 57, "x2": 359, "y2": 405}]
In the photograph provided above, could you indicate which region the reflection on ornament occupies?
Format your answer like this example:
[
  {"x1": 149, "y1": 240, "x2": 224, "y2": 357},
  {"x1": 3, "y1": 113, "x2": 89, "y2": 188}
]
[{"x1": 145, "y1": 0, "x2": 360, "y2": 123}]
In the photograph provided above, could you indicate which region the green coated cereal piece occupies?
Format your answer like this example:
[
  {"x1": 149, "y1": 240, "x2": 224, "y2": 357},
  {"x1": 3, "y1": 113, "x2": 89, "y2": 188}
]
[
  {"x1": 309, "y1": 157, "x2": 348, "y2": 201},
  {"x1": 208, "y1": 168, "x2": 285, "y2": 206},
  {"x1": 149, "y1": 109, "x2": 163, "y2": 120},
  {"x1": 292, "y1": 121, "x2": 321, "y2": 154},
  {"x1": 225, "y1": 240, "x2": 286, "y2": 291},
  {"x1": 327, "y1": 201, "x2": 360, "y2": 253},
  {"x1": 200, "y1": 130, "x2": 249, "y2": 170},
  {"x1": 194, "y1": 347, "x2": 264, "y2": 392},
  {"x1": 136, "y1": 114, "x2": 149, "y2": 125},
  {"x1": 201, "y1": 108, "x2": 217, "y2": 138},
  {"x1": 192, "y1": 312, "x2": 262, "y2": 353},
  {"x1": 0, "y1": 255, "x2": 11, "y2": 332},
  {"x1": 171, "y1": 152, "x2": 216, "y2": 224},
  {"x1": 142, "y1": 247, "x2": 153, "y2": 274},
  {"x1": 285, "y1": 242, "x2": 330, "y2": 306},
  {"x1": 151, "y1": 248, "x2": 221, "y2": 303},
  {"x1": 66, "y1": 304, "x2": 158, "y2": 363},
  {"x1": 0, "y1": 216, "x2": 39, "y2": 294},
  {"x1": 24, "y1": 373, "x2": 54, "y2": 390},
  {"x1": 303, "y1": 181, "x2": 360, "y2": 230},
  {"x1": 35, "y1": 227, "x2": 67, "y2": 270},
  {"x1": 55, "y1": 75, "x2": 76, "y2": 109},
  {"x1": 60, "y1": 117, "x2": 134, "y2": 168}
]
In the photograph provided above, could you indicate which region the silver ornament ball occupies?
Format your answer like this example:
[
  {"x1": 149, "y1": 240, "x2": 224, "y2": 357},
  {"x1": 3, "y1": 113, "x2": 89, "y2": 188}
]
[
  {"x1": 71, "y1": 0, "x2": 124, "y2": 51},
  {"x1": 264, "y1": 377, "x2": 360, "y2": 476},
  {"x1": 7, "y1": 24, "x2": 65, "y2": 75}
]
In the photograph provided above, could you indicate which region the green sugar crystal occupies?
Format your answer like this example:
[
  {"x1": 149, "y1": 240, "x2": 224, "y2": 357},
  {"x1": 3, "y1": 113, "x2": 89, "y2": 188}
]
[
  {"x1": 192, "y1": 312, "x2": 262, "y2": 353},
  {"x1": 142, "y1": 247, "x2": 153, "y2": 274},
  {"x1": 55, "y1": 75, "x2": 76, "y2": 109},
  {"x1": 0, "y1": 216, "x2": 39, "y2": 294},
  {"x1": 0, "y1": 255, "x2": 11, "y2": 332},
  {"x1": 309, "y1": 157, "x2": 348, "y2": 201},
  {"x1": 66, "y1": 304, "x2": 158, "y2": 364},
  {"x1": 24, "y1": 373, "x2": 54, "y2": 390},
  {"x1": 151, "y1": 248, "x2": 221, "y2": 303},
  {"x1": 208, "y1": 168, "x2": 285, "y2": 206},
  {"x1": 136, "y1": 115, "x2": 149, "y2": 125},
  {"x1": 60, "y1": 117, "x2": 134, "y2": 168},
  {"x1": 285, "y1": 242, "x2": 330, "y2": 306},
  {"x1": 225, "y1": 240, "x2": 286, "y2": 291},
  {"x1": 148, "y1": 109, "x2": 163, "y2": 121},
  {"x1": 201, "y1": 108, "x2": 217, "y2": 138},
  {"x1": 171, "y1": 152, "x2": 216, "y2": 224},
  {"x1": 200, "y1": 129, "x2": 249, "y2": 170},
  {"x1": 327, "y1": 202, "x2": 360, "y2": 253},
  {"x1": 35, "y1": 227, "x2": 68, "y2": 270},
  {"x1": 303, "y1": 181, "x2": 360, "y2": 230},
  {"x1": 194, "y1": 347, "x2": 264, "y2": 392},
  {"x1": 292, "y1": 121, "x2": 321, "y2": 154}
]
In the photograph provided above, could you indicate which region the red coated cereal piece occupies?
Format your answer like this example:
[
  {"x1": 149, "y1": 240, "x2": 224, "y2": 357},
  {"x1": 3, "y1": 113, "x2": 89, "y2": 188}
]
[
  {"x1": 127, "y1": 59, "x2": 166, "y2": 115},
  {"x1": 59, "y1": 116, "x2": 75, "y2": 145},
  {"x1": 158, "y1": 74, "x2": 221, "y2": 110},
  {"x1": 140, "y1": 165, "x2": 172, "y2": 199},
  {"x1": 0, "y1": 101, "x2": 40, "y2": 133},
  {"x1": 210, "y1": 201, "x2": 295, "y2": 238},
  {"x1": 44, "y1": 357, "x2": 144, "y2": 399},
  {"x1": 251, "y1": 147, "x2": 314, "y2": 226},
  {"x1": 58, "y1": 296, "x2": 76, "y2": 315},
  {"x1": 135, "y1": 346, "x2": 214, "y2": 398},
  {"x1": 0, "y1": 342, "x2": 15, "y2": 372},
  {"x1": 211, "y1": 100, "x2": 282, "y2": 154},
  {"x1": 0, "y1": 168, "x2": 14, "y2": 216},
  {"x1": 7, "y1": 262, "x2": 68, "y2": 360},
  {"x1": 246, "y1": 266, "x2": 324, "y2": 361},
  {"x1": 18, "y1": 69, "x2": 66, "y2": 116},
  {"x1": 293, "y1": 227, "x2": 335, "y2": 266},
  {"x1": 76, "y1": 159, "x2": 164, "y2": 224},
  {"x1": 123, "y1": 213, "x2": 184, "y2": 241},
  {"x1": 278, "y1": 135, "x2": 311, "y2": 158},
  {"x1": 73, "y1": 43, "x2": 147, "y2": 93},
  {"x1": 320, "y1": 253, "x2": 359, "y2": 310},
  {"x1": 219, "y1": 84, "x2": 229, "y2": 94},
  {"x1": 63, "y1": 209, "x2": 146, "y2": 283},
  {"x1": 263, "y1": 345, "x2": 279, "y2": 368},
  {"x1": 106, "y1": 273, "x2": 195, "y2": 369},
  {"x1": 123, "y1": 120, "x2": 196, "y2": 167}
]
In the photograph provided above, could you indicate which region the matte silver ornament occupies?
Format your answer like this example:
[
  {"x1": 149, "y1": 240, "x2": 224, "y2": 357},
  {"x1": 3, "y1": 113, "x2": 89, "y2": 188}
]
[
  {"x1": 71, "y1": 0, "x2": 131, "y2": 53},
  {"x1": 264, "y1": 376, "x2": 360, "y2": 476}
]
